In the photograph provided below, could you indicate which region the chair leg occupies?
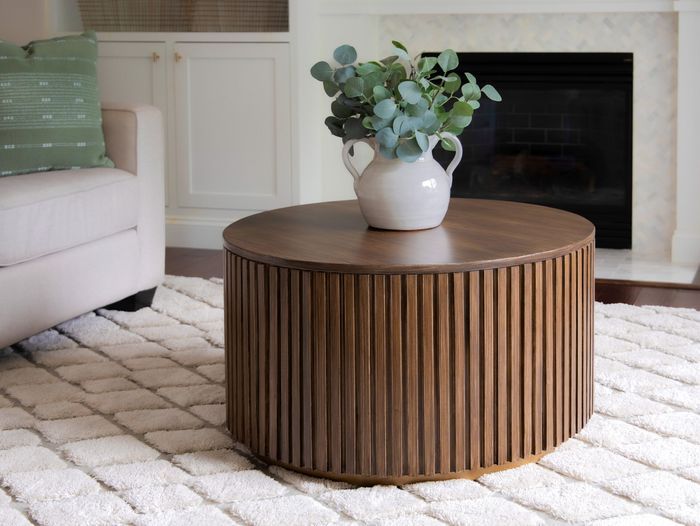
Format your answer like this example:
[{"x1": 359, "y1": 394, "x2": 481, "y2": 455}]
[{"x1": 104, "y1": 287, "x2": 157, "y2": 312}]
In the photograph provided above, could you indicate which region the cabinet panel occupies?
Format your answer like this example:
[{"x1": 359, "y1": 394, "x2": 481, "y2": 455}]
[
  {"x1": 97, "y1": 42, "x2": 167, "y2": 112},
  {"x1": 174, "y1": 42, "x2": 291, "y2": 210},
  {"x1": 97, "y1": 42, "x2": 169, "y2": 205}
]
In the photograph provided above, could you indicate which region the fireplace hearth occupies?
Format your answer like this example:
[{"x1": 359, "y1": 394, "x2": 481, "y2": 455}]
[{"x1": 433, "y1": 52, "x2": 633, "y2": 248}]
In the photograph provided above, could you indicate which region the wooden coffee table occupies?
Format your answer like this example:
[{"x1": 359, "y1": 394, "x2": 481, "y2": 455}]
[{"x1": 223, "y1": 198, "x2": 595, "y2": 484}]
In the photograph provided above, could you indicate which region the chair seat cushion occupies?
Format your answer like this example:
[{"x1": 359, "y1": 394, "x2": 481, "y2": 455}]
[{"x1": 0, "y1": 168, "x2": 138, "y2": 266}]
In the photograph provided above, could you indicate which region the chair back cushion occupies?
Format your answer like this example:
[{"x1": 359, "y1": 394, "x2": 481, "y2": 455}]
[{"x1": 0, "y1": 31, "x2": 113, "y2": 177}]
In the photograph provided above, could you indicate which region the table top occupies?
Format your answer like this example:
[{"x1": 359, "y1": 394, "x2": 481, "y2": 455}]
[{"x1": 223, "y1": 199, "x2": 595, "y2": 274}]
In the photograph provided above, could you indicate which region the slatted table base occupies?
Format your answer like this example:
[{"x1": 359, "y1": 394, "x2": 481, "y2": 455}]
[{"x1": 224, "y1": 242, "x2": 594, "y2": 484}]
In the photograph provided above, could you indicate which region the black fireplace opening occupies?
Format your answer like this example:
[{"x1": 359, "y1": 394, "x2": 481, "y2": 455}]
[{"x1": 430, "y1": 52, "x2": 633, "y2": 248}]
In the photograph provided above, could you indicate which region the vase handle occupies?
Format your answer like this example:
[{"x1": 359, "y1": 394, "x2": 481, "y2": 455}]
[
  {"x1": 441, "y1": 132, "x2": 463, "y2": 187},
  {"x1": 342, "y1": 138, "x2": 373, "y2": 190}
]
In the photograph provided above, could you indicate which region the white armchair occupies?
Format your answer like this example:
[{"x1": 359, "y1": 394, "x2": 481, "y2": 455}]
[{"x1": 0, "y1": 103, "x2": 165, "y2": 348}]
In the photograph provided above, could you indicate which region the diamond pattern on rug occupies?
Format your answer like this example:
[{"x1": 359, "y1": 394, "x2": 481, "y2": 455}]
[{"x1": 0, "y1": 277, "x2": 699, "y2": 525}]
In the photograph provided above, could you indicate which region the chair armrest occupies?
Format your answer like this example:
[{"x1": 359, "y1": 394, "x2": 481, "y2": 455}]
[{"x1": 101, "y1": 102, "x2": 165, "y2": 289}]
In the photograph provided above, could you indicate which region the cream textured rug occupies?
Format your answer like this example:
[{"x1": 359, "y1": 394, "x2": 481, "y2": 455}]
[{"x1": 0, "y1": 276, "x2": 699, "y2": 526}]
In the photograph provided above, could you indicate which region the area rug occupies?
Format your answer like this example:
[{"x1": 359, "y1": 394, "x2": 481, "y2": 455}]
[{"x1": 0, "y1": 276, "x2": 699, "y2": 526}]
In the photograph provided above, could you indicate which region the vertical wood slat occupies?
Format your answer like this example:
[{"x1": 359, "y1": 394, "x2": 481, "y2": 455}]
[
  {"x1": 224, "y1": 241, "x2": 594, "y2": 483},
  {"x1": 533, "y1": 261, "x2": 543, "y2": 454},
  {"x1": 554, "y1": 257, "x2": 564, "y2": 446},
  {"x1": 453, "y1": 273, "x2": 466, "y2": 472},
  {"x1": 343, "y1": 274, "x2": 356, "y2": 474},
  {"x1": 437, "y1": 274, "x2": 451, "y2": 473},
  {"x1": 405, "y1": 275, "x2": 419, "y2": 475},
  {"x1": 544, "y1": 259, "x2": 555, "y2": 452},
  {"x1": 373, "y1": 275, "x2": 387, "y2": 477},
  {"x1": 257, "y1": 264, "x2": 267, "y2": 457},
  {"x1": 278, "y1": 267, "x2": 289, "y2": 463},
  {"x1": 301, "y1": 272, "x2": 313, "y2": 468},
  {"x1": 328, "y1": 274, "x2": 342, "y2": 474},
  {"x1": 496, "y1": 268, "x2": 508, "y2": 465},
  {"x1": 357, "y1": 275, "x2": 372, "y2": 474},
  {"x1": 268, "y1": 266, "x2": 278, "y2": 459},
  {"x1": 482, "y1": 270, "x2": 495, "y2": 467},
  {"x1": 313, "y1": 272, "x2": 327, "y2": 471},
  {"x1": 290, "y1": 270, "x2": 301, "y2": 466},
  {"x1": 468, "y1": 271, "x2": 481, "y2": 471},
  {"x1": 389, "y1": 275, "x2": 403, "y2": 476},
  {"x1": 522, "y1": 264, "x2": 533, "y2": 456},
  {"x1": 421, "y1": 274, "x2": 435, "y2": 475},
  {"x1": 509, "y1": 266, "x2": 521, "y2": 461}
]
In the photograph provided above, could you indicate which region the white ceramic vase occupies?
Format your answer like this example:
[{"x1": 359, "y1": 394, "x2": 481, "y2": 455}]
[{"x1": 342, "y1": 133, "x2": 463, "y2": 230}]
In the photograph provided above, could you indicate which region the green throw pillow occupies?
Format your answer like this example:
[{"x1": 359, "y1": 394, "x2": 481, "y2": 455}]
[{"x1": 0, "y1": 31, "x2": 113, "y2": 177}]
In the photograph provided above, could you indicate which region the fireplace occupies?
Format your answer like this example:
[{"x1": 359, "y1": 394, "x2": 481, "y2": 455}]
[{"x1": 432, "y1": 52, "x2": 633, "y2": 248}]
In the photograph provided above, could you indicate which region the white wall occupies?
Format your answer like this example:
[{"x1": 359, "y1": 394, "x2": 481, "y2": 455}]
[
  {"x1": 0, "y1": 0, "x2": 81, "y2": 44},
  {"x1": 297, "y1": 5, "x2": 680, "y2": 258}
]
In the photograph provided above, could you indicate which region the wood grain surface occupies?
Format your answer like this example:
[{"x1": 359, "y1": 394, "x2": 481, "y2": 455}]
[
  {"x1": 223, "y1": 199, "x2": 595, "y2": 274},
  {"x1": 224, "y1": 200, "x2": 595, "y2": 483}
]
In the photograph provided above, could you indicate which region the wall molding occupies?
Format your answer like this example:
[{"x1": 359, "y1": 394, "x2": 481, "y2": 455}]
[{"x1": 317, "y1": 0, "x2": 693, "y2": 15}]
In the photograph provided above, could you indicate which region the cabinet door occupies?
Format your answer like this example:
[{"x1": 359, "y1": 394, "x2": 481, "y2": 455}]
[
  {"x1": 173, "y1": 42, "x2": 292, "y2": 211},
  {"x1": 97, "y1": 42, "x2": 169, "y2": 204},
  {"x1": 97, "y1": 42, "x2": 167, "y2": 113}
]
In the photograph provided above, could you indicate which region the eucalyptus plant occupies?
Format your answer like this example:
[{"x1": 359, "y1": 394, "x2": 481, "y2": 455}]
[{"x1": 311, "y1": 41, "x2": 502, "y2": 162}]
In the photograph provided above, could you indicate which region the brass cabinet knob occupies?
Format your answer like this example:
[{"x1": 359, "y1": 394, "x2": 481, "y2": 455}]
[
  {"x1": 152, "y1": 52, "x2": 160, "y2": 62},
  {"x1": 175, "y1": 52, "x2": 183, "y2": 63}
]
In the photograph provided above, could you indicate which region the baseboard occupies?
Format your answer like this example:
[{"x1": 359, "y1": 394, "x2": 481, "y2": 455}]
[
  {"x1": 166, "y1": 216, "x2": 244, "y2": 249},
  {"x1": 672, "y1": 230, "x2": 700, "y2": 264}
]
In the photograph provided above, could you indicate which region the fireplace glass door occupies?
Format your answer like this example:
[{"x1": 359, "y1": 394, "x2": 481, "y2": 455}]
[{"x1": 431, "y1": 53, "x2": 633, "y2": 248}]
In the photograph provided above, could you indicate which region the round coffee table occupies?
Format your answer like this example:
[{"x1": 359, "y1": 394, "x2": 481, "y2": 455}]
[{"x1": 223, "y1": 198, "x2": 595, "y2": 484}]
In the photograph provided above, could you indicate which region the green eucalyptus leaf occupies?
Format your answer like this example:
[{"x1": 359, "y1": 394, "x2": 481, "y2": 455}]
[
  {"x1": 361, "y1": 71, "x2": 384, "y2": 95},
  {"x1": 380, "y1": 55, "x2": 399, "y2": 66},
  {"x1": 417, "y1": 56, "x2": 438, "y2": 75},
  {"x1": 344, "y1": 117, "x2": 367, "y2": 139},
  {"x1": 467, "y1": 100, "x2": 480, "y2": 110},
  {"x1": 461, "y1": 83, "x2": 481, "y2": 101},
  {"x1": 374, "y1": 98, "x2": 397, "y2": 119},
  {"x1": 419, "y1": 77, "x2": 430, "y2": 89},
  {"x1": 415, "y1": 131, "x2": 429, "y2": 152},
  {"x1": 433, "y1": 93, "x2": 449, "y2": 108},
  {"x1": 333, "y1": 44, "x2": 357, "y2": 65},
  {"x1": 441, "y1": 137, "x2": 456, "y2": 151},
  {"x1": 373, "y1": 85, "x2": 392, "y2": 102},
  {"x1": 446, "y1": 115, "x2": 470, "y2": 130},
  {"x1": 362, "y1": 116, "x2": 374, "y2": 130},
  {"x1": 323, "y1": 81, "x2": 339, "y2": 97},
  {"x1": 398, "y1": 80, "x2": 422, "y2": 104},
  {"x1": 379, "y1": 144, "x2": 398, "y2": 159},
  {"x1": 452, "y1": 101, "x2": 474, "y2": 117},
  {"x1": 376, "y1": 127, "x2": 398, "y2": 148},
  {"x1": 465, "y1": 72, "x2": 477, "y2": 85},
  {"x1": 370, "y1": 114, "x2": 393, "y2": 130},
  {"x1": 333, "y1": 65, "x2": 356, "y2": 84},
  {"x1": 391, "y1": 40, "x2": 408, "y2": 53},
  {"x1": 332, "y1": 99, "x2": 355, "y2": 118},
  {"x1": 405, "y1": 98, "x2": 428, "y2": 117},
  {"x1": 343, "y1": 76, "x2": 364, "y2": 98},
  {"x1": 356, "y1": 62, "x2": 382, "y2": 76},
  {"x1": 324, "y1": 116, "x2": 344, "y2": 137},
  {"x1": 392, "y1": 114, "x2": 409, "y2": 136},
  {"x1": 482, "y1": 84, "x2": 503, "y2": 102},
  {"x1": 422, "y1": 110, "x2": 440, "y2": 134},
  {"x1": 437, "y1": 49, "x2": 458, "y2": 73},
  {"x1": 396, "y1": 137, "x2": 423, "y2": 162},
  {"x1": 444, "y1": 72, "x2": 461, "y2": 94},
  {"x1": 310, "y1": 61, "x2": 333, "y2": 81}
]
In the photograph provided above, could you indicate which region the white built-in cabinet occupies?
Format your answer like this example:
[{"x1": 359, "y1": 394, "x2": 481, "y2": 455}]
[{"x1": 96, "y1": 34, "x2": 293, "y2": 248}]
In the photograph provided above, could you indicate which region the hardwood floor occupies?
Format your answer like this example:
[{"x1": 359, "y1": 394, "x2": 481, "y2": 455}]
[{"x1": 166, "y1": 248, "x2": 700, "y2": 309}]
